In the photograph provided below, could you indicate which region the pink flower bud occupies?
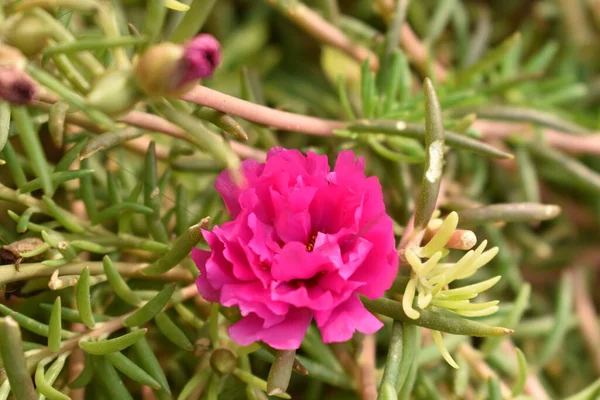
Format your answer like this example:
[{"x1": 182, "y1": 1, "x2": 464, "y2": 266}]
[
  {"x1": 180, "y1": 34, "x2": 222, "y2": 82},
  {"x1": 133, "y1": 34, "x2": 222, "y2": 97},
  {"x1": 0, "y1": 68, "x2": 37, "y2": 105}
]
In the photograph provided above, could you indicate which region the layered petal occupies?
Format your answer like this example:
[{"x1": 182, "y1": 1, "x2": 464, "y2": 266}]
[
  {"x1": 316, "y1": 296, "x2": 383, "y2": 343},
  {"x1": 192, "y1": 248, "x2": 218, "y2": 302},
  {"x1": 271, "y1": 242, "x2": 335, "y2": 281},
  {"x1": 229, "y1": 308, "x2": 312, "y2": 350}
]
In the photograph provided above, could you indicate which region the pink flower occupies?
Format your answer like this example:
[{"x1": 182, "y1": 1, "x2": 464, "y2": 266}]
[
  {"x1": 181, "y1": 34, "x2": 222, "y2": 82},
  {"x1": 192, "y1": 148, "x2": 398, "y2": 350}
]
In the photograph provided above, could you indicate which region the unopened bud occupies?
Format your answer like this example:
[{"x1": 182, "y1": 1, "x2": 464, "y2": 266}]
[
  {"x1": 86, "y1": 70, "x2": 141, "y2": 116},
  {"x1": 181, "y1": 34, "x2": 222, "y2": 81},
  {"x1": 133, "y1": 42, "x2": 185, "y2": 96},
  {"x1": 423, "y1": 225, "x2": 477, "y2": 251},
  {"x1": 133, "y1": 34, "x2": 221, "y2": 97},
  {"x1": 210, "y1": 348, "x2": 237, "y2": 375},
  {"x1": 0, "y1": 68, "x2": 37, "y2": 104},
  {"x1": 3, "y1": 14, "x2": 50, "y2": 57}
]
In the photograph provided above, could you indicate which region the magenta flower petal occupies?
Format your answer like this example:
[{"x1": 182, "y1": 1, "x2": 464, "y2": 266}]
[
  {"x1": 193, "y1": 148, "x2": 398, "y2": 349},
  {"x1": 192, "y1": 248, "x2": 218, "y2": 302},
  {"x1": 229, "y1": 309, "x2": 312, "y2": 350},
  {"x1": 221, "y1": 282, "x2": 289, "y2": 323},
  {"x1": 271, "y1": 242, "x2": 333, "y2": 281},
  {"x1": 317, "y1": 296, "x2": 383, "y2": 343},
  {"x1": 215, "y1": 169, "x2": 242, "y2": 218},
  {"x1": 270, "y1": 187, "x2": 316, "y2": 243},
  {"x1": 226, "y1": 314, "x2": 264, "y2": 346},
  {"x1": 271, "y1": 282, "x2": 334, "y2": 310}
]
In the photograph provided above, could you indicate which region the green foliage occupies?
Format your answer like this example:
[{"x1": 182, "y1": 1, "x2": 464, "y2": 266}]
[{"x1": 1, "y1": 0, "x2": 599, "y2": 399}]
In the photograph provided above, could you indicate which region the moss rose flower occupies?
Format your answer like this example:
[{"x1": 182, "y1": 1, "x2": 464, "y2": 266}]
[{"x1": 193, "y1": 148, "x2": 398, "y2": 349}]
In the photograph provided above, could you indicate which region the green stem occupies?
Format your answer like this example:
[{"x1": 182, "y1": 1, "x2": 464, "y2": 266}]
[
  {"x1": 361, "y1": 296, "x2": 512, "y2": 337},
  {"x1": 0, "y1": 317, "x2": 37, "y2": 399},
  {"x1": 169, "y1": 0, "x2": 217, "y2": 42},
  {"x1": 44, "y1": 36, "x2": 147, "y2": 57},
  {"x1": 0, "y1": 261, "x2": 192, "y2": 285},
  {"x1": 378, "y1": 321, "x2": 403, "y2": 398}
]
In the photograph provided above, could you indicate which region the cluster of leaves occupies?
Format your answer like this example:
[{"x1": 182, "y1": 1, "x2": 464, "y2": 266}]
[{"x1": 1, "y1": 0, "x2": 600, "y2": 399}]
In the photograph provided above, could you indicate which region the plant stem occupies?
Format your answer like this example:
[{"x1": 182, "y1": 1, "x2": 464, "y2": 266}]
[
  {"x1": 24, "y1": 283, "x2": 198, "y2": 371},
  {"x1": 169, "y1": 0, "x2": 217, "y2": 42},
  {"x1": 378, "y1": 321, "x2": 403, "y2": 397},
  {"x1": 457, "y1": 343, "x2": 512, "y2": 398},
  {"x1": 180, "y1": 85, "x2": 344, "y2": 135},
  {"x1": 374, "y1": 1, "x2": 448, "y2": 81},
  {"x1": 356, "y1": 335, "x2": 377, "y2": 400},
  {"x1": 571, "y1": 268, "x2": 600, "y2": 374},
  {"x1": 0, "y1": 261, "x2": 193, "y2": 285},
  {"x1": 264, "y1": 0, "x2": 378, "y2": 70},
  {"x1": 476, "y1": 120, "x2": 600, "y2": 156},
  {"x1": 33, "y1": 94, "x2": 267, "y2": 161}
]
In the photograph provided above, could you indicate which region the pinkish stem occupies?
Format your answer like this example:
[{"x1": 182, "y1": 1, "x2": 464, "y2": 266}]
[
  {"x1": 120, "y1": 110, "x2": 267, "y2": 160},
  {"x1": 180, "y1": 85, "x2": 345, "y2": 136},
  {"x1": 475, "y1": 120, "x2": 600, "y2": 156},
  {"x1": 264, "y1": 0, "x2": 379, "y2": 71},
  {"x1": 571, "y1": 267, "x2": 600, "y2": 374}
]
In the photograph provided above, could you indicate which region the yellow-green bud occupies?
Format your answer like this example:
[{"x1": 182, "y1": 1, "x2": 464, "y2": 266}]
[
  {"x1": 133, "y1": 42, "x2": 191, "y2": 97},
  {"x1": 3, "y1": 14, "x2": 50, "y2": 57},
  {"x1": 86, "y1": 70, "x2": 142, "y2": 116},
  {"x1": 210, "y1": 348, "x2": 237, "y2": 375},
  {"x1": 133, "y1": 35, "x2": 222, "y2": 97}
]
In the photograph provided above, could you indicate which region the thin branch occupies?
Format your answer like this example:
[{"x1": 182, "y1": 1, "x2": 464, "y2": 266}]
[
  {"x1": 356, "y1": 334, "x2": 377, "y2": 400},
  {"x1": 556, "y1": 0, "x2": 595, "y2": 52},
  {"x1": 181, "y1": 88, "x2": 600, "y2": 156},
  {"x1": 586, "y1": 0, "x2": 600, "y2": 30},
  {"x1": 457, "y1": 343, "x2": 512, "y2": 398},
  {"x1": 67, "y1": 323, "x2": 87, "y2": 400},
  {"x1": 475, "y1": 120, "x2": 600, "y2": 156},
  {"x1": 500, "y1": 340, "x2": 551, "y2": 400},
  {"x1": 264, "y1": 0, "x2": 378, "y2": 71},
  {"x1": 180, "y1": 85, "x2": 344, "y2": 135},
  {"x1": 400, "y1": 25, "x2": 448, "y2": 82},
  {"x1": 374, "y1": 0, "x2": 448, "y2": 82},
  {"x1": 0, "y1": 261, "x2": 193, "y2": 286},
  {"x1": 34, "y1": 92, "x2": 266, "y2": 161},
  {"x1": 25, "y1": 283, "x2": 199, "y2": 370},
  {"x1": 121, "y1": 110, "x2": 267, "y2": 161},
  {"x1": 571, "y1": 267, "x2": 600, "y2": 375},
  {"x1": 41, "y1": 78, "x2": 600, "y2": 160}
]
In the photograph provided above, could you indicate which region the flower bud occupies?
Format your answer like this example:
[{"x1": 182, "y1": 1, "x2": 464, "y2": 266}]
[
  {"x1": 0, "y1": 68, "x2": 37, "y2": 104},
  {"x1": 209, "y1": 348, "x2": 237, "y2": 375},
  {"x1": 3, "y1": 14, "x2": 50, "y2": 57},
  {"x1": 133, "y1": 34, "x2": 221, "y2": 97},
  {"x1": 86, "y1": 70, "x2": 142, "y2": 116},
  {"x1": 180, "y1": 34, "x2": 222, "y2": 81},
  {"x1": 133, "y1": 42, "x2": 185, "y2": 96}
]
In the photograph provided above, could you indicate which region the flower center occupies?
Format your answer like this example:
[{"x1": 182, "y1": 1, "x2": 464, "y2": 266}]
[
  {"x1": 287, "y1": 271, "x2": 325, "y2": 289},
  {"x1": 306, "y1": 235, "x2": 317, "y2": 252}
]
